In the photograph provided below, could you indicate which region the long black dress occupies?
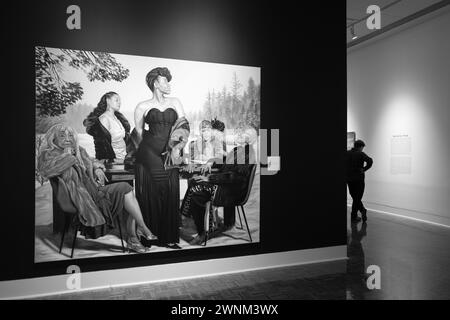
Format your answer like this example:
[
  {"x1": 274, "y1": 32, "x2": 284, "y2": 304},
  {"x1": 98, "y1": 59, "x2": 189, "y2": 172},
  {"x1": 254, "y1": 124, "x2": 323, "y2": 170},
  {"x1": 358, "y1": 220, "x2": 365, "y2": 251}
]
[{"x1": 135, "y1": 107, "x2": 180, "y2": 244}]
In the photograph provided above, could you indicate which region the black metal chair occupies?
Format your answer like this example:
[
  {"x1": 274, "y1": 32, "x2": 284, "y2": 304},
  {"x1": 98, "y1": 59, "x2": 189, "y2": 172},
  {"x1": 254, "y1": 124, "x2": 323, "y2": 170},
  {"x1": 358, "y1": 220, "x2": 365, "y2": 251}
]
[
  {"x1": 49, "y1": 177, "x2": 125, "y2": 258},
  {"x1": 203, "y1": 164, "x2": 257, "y2": 245}
]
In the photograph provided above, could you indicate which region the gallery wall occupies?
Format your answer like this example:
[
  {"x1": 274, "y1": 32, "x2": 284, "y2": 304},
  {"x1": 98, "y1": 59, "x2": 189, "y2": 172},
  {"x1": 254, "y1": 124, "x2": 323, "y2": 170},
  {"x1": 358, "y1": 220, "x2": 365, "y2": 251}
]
[
  {"x1": 0, "y1": 0, "x2": 346, "y2": 282},
  {"x1": 347, "y1": 6, "x2": 450, "y2": 226}
]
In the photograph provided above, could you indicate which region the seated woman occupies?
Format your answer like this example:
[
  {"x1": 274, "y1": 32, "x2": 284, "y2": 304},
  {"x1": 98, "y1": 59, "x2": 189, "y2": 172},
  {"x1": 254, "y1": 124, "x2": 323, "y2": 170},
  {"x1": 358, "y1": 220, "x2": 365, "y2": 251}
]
[
  {"x1": 191, "y1": 119, "x2": 225, "y2": 164},
  {"x1": 181, "y1": 124, "x2": 257, "y2": 245},
  {"x1": 181, "y1": 118, "x2": 226, "y2": 217},
  {"x1": 83, "y1": 92, "x2": 130, "y2": 163},
  {"x1": 37, "y1": 124, "x2": 156, "y2": 253}
]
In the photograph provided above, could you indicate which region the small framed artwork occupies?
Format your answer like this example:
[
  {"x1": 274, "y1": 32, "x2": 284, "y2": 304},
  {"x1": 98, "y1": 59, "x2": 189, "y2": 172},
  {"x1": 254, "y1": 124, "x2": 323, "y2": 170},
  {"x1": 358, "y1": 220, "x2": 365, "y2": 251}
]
[{"x1": 347, "y1": 132, "x2": 356, "y2": 150}]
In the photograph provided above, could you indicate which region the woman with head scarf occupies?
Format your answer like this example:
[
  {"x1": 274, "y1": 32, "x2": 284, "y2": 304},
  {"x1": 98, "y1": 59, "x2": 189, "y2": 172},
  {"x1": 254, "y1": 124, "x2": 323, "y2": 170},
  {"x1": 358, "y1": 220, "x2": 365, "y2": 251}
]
[
  {"x1": 181, "y1": 125, "x2": 257, "y2": 245},
  {"x1": 191, "y1": 119, "x2": 226, "y2": 165}
]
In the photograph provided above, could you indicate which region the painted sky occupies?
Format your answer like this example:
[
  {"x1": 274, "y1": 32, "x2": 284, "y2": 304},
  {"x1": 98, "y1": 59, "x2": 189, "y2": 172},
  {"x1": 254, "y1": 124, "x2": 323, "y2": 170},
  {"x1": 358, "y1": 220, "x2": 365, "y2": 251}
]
[{"x1": 48, "y1": 47, "x2": 260, "y2": 122}]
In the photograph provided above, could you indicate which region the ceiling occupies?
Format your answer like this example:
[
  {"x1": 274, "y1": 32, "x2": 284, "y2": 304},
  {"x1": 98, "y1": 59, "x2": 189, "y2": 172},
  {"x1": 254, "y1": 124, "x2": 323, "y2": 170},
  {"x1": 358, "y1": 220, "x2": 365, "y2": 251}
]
[{"x1": 346, "y1": 0, "x2": 447, "y2": 44}]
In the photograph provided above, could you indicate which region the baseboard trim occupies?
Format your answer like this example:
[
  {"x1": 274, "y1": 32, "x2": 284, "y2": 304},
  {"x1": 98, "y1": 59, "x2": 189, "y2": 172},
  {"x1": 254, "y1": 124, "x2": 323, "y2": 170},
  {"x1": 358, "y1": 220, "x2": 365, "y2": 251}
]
[
  {"x1": 0, "y1": 245, "x2": 347, "y2": 300},
  {"x1": 347, "y1": 203, "x2": 450, "y2": 228}
]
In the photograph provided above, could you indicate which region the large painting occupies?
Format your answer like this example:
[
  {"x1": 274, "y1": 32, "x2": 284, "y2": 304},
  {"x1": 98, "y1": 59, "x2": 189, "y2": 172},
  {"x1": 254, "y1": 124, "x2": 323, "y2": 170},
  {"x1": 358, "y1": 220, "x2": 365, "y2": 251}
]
[{"x1": 35, "y1": 46, "x2": 261, "y2": 262}]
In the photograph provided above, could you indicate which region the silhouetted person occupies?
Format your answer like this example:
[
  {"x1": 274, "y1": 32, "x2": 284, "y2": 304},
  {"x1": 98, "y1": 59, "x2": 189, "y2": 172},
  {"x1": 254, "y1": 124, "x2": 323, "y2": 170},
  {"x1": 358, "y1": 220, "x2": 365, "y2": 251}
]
[{"x1": 346, "y1": 139, "x2": 373, "y2": 223}]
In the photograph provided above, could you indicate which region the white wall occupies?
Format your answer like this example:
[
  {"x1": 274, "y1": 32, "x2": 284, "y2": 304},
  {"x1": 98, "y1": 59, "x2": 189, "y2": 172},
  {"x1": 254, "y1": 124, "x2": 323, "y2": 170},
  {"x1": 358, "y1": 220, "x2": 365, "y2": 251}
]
[{"x1": 347, "y1": 7, "x2": 450, "y2": 226}]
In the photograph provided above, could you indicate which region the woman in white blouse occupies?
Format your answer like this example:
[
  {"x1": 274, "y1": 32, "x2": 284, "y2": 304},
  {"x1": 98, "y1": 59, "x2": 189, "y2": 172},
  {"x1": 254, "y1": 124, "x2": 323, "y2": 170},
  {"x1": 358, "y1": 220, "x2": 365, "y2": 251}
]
[{"x1": 84, "y1": 92, "x2": 131, "y2": 163}]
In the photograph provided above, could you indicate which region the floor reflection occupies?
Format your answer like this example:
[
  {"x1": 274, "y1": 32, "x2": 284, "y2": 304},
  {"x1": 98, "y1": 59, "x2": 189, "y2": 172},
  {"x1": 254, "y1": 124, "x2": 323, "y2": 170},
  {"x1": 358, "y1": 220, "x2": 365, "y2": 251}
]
[
  {"x1": 36, "y1": 210, "x2": 450, "y2": 300},
  {"x1": 346, "y1": 222, "x2": 368, "y2": 299}
]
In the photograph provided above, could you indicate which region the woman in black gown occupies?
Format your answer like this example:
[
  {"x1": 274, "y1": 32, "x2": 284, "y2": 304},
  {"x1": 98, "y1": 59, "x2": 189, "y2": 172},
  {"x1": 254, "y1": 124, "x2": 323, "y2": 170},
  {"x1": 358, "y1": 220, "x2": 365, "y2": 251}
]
[{"x1": 134, "y1": 67, "x2": 188, "y2": 249}]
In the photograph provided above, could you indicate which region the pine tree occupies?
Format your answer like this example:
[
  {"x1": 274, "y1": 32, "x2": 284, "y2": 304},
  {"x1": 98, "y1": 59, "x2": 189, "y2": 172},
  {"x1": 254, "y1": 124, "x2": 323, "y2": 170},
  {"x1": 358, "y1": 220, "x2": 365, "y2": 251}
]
[
  {"x1": 230, "y1": 72, "x2": 242, "y2": 127},
  {"x1": 247, "y1": 77, "x2": 256, "y2": 100}
]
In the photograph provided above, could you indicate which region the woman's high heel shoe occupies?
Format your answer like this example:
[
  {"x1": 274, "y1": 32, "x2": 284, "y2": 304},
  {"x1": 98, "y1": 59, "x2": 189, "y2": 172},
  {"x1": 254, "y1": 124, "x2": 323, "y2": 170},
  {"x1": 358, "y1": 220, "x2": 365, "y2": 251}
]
[
  {"x1": 136, "y1": 228, "x2": 158, "y2": 241},
  {"x1": 136, "y1": 228, "x2": 158, "y2": 248},
  {"x1": 126, "y1": 238, "x2": 150, "y2": 253}
]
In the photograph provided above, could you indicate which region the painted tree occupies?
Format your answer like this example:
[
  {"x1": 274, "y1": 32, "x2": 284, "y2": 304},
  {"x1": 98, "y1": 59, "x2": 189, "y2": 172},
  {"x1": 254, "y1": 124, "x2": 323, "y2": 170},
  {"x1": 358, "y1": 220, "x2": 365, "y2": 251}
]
[
  {"x1": 200, "y1": 75, "x2": 260, "y2": 131},
  {"x1": 203, "y1": 91, "x2": 213, "y2": 120},
  {"x1": 230, "y1": 72, "x2": 242, "y2": 126},
  {"x1": 35, "y1": 46, "x2": 129, "y2": 117},
  {"x1": 244, "y1": 78, "x2": 260, "y2": 131}
]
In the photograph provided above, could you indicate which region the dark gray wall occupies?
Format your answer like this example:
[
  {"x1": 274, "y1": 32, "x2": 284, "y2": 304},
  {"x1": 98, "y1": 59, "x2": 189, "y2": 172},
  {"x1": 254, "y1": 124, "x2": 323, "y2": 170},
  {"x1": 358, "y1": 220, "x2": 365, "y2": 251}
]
[{"x1": 0, "y1": 0, "x2": 346, "y2": 281}]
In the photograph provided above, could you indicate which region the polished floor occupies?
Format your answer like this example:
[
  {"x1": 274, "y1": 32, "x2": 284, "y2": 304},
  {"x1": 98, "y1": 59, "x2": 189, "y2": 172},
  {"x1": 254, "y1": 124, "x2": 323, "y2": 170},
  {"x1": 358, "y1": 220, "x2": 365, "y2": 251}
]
[{"x1": 36, "y1": 208, "x2": 450, "y2": 300}]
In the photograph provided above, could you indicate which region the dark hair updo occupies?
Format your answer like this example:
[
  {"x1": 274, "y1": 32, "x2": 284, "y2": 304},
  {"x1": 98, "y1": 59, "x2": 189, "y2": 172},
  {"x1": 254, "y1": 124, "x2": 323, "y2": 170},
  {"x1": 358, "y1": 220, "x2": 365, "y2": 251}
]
[
  {"x1": 211, "y1": 117, "x2": 225, "y2": 132},
  {"x1": 145, "y1": 67, "x2": 172, "y2": 92},
  {"x1": 93, "y1": 91, "x2": 118, "y2": 117}
]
